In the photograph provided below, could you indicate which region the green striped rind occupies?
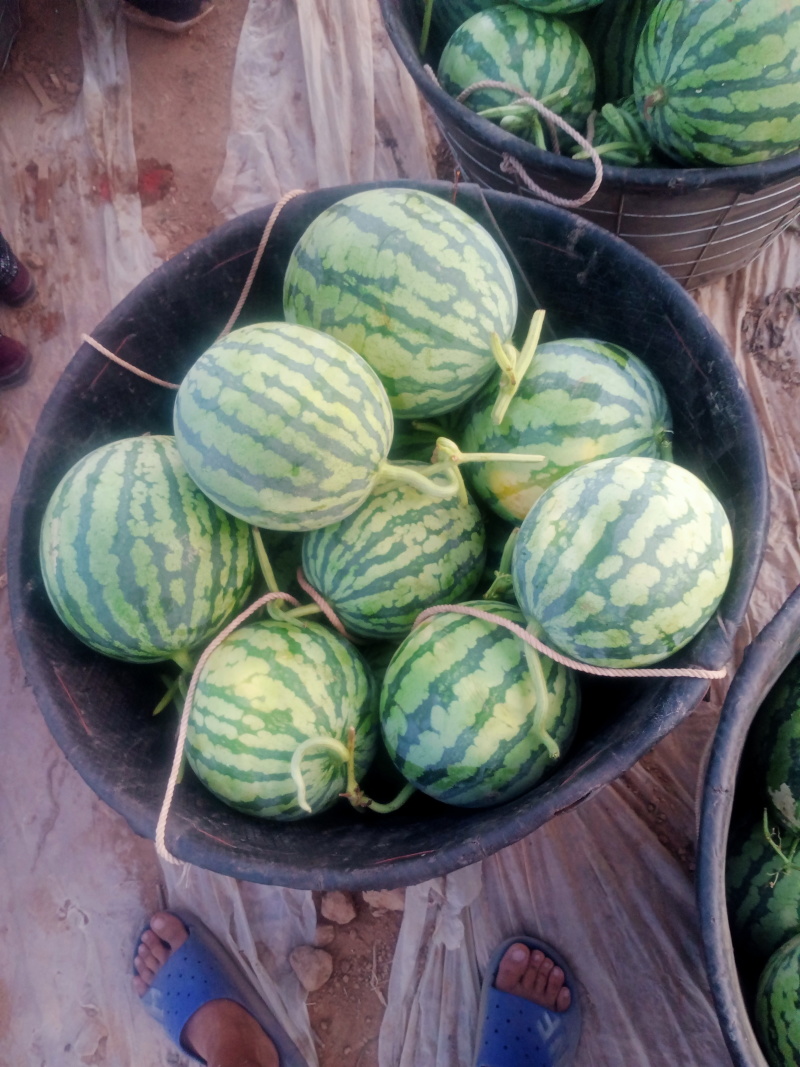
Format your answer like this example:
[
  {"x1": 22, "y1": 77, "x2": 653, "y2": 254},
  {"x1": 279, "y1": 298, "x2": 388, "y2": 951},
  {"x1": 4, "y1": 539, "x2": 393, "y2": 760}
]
[
  {"x1": 186, "y1": 619, "x2": 378, "y2": 820},
  {"x1": 633, "y1": 0, "x2": 800, "y2": 166},
  {"x1": 585, "y1": 0, "x2": 659, "y2": 103},
  {"x1": 750, "y1": 658, "x2": 800, "y2": 832},
  {"x1": 515, "y1": 0, "x2": 603, "y2": 13},
  {"x1": 283, "y1": 188, "x2": 517, "y2": 419},
  {"x1": 460, "y1": 338, "x2": 673, "y2": 523},
  {"x1": 173, "y1": 322, "x2": 393, "y2": 531},
  {"x1": 380, "y1": 600, "x2": 580, "y2": 807},
  {"x1": 302, "y1": 464, "x2": 486, "y2": 639},
  {"x1": 755, "y1": 932, "x2": 800, "y2": 1065},
  {"x1": 512, "y1": 456, "x2": 734, "y2": 668},
  {"x1": 726, "y1": 815, "x2": 800, "y2": 960},
  {"x1": 437, "y1": 6, "x2": 596, "y2": 131},
  {"x1": 39, "y1": 435, "x2": 255, "y2": 663}
]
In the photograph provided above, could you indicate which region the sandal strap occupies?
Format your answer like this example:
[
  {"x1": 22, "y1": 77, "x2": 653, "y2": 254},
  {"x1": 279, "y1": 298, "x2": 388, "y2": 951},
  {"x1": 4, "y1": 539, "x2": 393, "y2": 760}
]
[{"x1": 138, "y1": 911, "x2": 307, "y2": 1065}]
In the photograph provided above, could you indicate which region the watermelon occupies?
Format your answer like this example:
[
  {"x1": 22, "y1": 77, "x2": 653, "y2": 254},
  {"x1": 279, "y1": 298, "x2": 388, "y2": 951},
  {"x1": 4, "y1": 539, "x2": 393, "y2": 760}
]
[
  {"x1": 727, "y1": 813, "x2": 800, "y2": 960},
  {"x1": 437, "y1": 6, "x2": 596, "y2": 148},
  {"x1": 39, "y1": 435, "x2": 255, "y2": 666},
  {"x1": 512, "y1": 456, "x2": 734, "y2": 668},
  {"x1": 301, "y1": 463, "x2": 486, "y2": 639},
  {"x1": 585, "y1": 0, "x2": 660, "y2": 104},
  {"x1": 750, "y1": 657, "x2": 800, "y2": 833},
  {"x1": 185, "y1": 618, "x2": 378, "y2": 820},
  {"x1": 460, "y1": 337, "x2": 673, "y2": 523},
  {"x1": 379, "y1": 600, "x2": 580, "y2": 807},
  {"x1": 633, "y1": 0, "x2": 800, "y2": 166},
  {"x1": 282, "y1": 187, "x2": 517, "y2": 419},
  {"x1": 173, "y1": 321, "x2": 394, "y2": 531},
  {"x1": 755, "y1": 931, "x2": 800, "y2": 1066}
]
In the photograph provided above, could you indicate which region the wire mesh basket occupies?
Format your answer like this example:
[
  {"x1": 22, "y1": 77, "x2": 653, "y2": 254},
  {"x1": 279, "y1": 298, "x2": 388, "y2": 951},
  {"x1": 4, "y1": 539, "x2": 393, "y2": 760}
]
[{"x1": 380, "y1": 0, "x2": 800, "y2": 290}]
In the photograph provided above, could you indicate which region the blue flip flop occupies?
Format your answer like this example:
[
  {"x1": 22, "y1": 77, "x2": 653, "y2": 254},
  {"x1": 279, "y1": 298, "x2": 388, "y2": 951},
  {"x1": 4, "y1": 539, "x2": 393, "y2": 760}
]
[
  {"x1": 135, "y1": 910, "x2": 308, "y2": 1066},
  {"x1": 472, "y1": 935, "x2": 582, "y2": 1067}
]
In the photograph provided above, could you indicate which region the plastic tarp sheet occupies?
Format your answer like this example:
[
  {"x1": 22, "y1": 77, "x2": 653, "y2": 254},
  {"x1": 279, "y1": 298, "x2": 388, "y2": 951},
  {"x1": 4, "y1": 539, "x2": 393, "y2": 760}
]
[{"x1": 1, "y1": 1, "x2": 799, "y2": 1064}]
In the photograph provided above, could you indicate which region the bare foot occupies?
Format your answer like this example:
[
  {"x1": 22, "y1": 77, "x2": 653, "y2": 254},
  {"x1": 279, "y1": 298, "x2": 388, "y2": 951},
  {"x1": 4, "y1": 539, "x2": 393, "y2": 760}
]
[
  {"x1": 495, "y1": 941, "x2": 572, "y2": 1013},
  {"x1": 134, "y1": 911, "x2": 279, "y2": 1067}
]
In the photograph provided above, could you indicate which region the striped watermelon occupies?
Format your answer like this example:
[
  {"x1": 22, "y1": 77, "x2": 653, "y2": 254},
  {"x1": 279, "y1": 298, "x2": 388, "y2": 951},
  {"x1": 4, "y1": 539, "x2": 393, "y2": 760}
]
[
  {"x1": 379, "y1": 600, "x2": 580, "y2": 807},
  {"x1": 727, "y1": 814, "x2": 800, "y2": 961},
  {"x1": 515, "y1": 0, "x2": 604, "y2": 12},
  {"x1": 301, "y1": 463, "x2": 486, "y2": 639},
  {"x1": 460, "y1": 337, "x2": 673, "y2": 523},
  {"x1": 633, "y1": 0, "x2": 800, "y2": 166},
  {"x1": 755, "y1": 932, "x2": 800, "y2": 1066},
  {"x1": 752, "y1": 658, "x2": 800, "y2": 833},
  {"x1": 585, "y1": 0, "x2": 659, "y2": 103},
  {"x1": 39, "y1": 435, "x2": 255, "y2": 666},
  {"x1": 173, "y1": 321, "x2": 394, "y2": 531},
  {"x1": 282, "y1": 187, "x2": 517, "y2": 419},
  {"x1": 437, "y1": 6, "x2": 596, "y2": 147},
  {"x1": 512, "y1": 456, "x2": 734, "y2": 668},
  {"x1": 185, "y1": 618, "x2": 378, "y2": 820}
]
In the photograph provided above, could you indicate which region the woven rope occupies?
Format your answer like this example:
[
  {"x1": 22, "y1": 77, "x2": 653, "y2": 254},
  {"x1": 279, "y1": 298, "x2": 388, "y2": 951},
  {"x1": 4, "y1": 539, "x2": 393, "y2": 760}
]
[
  {"x1": 82, "y1": 188, "x2": 305, "y2": 387},
  {"x1": 295, "y1": 568, "x2": 365, "y2": 644},
  {"x1": 155, "y1": 589, "x2": 299, "y2": 867},
  {"x1": 424, "y1": 64, "x2": 603, "y2": 209},
  {"x1": 81, "y1": 334, "x2": 180, "y2": 389},
  {"x1": 413, "y1": 603, "x2": 728, "y2": 680},
  {"x1": 216, "y1": 187, "x2": 304, "y2": 340}
]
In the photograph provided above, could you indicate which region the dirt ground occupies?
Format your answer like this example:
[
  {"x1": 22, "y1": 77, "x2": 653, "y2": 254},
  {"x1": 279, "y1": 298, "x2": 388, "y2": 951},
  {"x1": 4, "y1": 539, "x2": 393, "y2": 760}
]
[{"x1": 4, "y1": 3, "x2": 401, "y2": 1064}]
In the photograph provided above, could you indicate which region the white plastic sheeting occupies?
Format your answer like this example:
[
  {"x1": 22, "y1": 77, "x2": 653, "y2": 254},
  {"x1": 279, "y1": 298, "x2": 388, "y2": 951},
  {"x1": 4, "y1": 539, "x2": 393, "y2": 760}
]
[{"x1": 1, "y1": 1, "x2": 799, "y2": 1064}]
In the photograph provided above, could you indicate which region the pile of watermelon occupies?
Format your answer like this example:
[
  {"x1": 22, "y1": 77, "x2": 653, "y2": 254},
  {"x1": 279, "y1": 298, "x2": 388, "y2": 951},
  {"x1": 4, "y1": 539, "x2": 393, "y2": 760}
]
[
  {"x1": 39, "y1": 186, "x2": 734, "y2": 825},
  {"x1": 425, "y1": 0, "x2": 800, "y2": 168},
  {"x1": 726, "y1": 658, "x2": 800, "y2": 1066}
]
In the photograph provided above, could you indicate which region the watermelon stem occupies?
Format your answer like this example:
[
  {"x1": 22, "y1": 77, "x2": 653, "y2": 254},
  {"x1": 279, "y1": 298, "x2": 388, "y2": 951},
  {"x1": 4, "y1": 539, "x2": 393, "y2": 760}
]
[
  {"x1": 419, "y1": 0, "x2": 434, "y2": 54},
  {"x1": 491, "y1": 310, "x2": 546, "y2": 425},
  {"x1": 763, "y1": 807, "x2": 800, "y2": 882},
  {"x1": 171, "y1": 648, "x2": 196, "y2": 673},
  {"x1": 483, "y1": 527, "x2": 520, "y2": 600},
  {"x1": 290, "y1": 736, "x2": 351, "y2": 814},
  {"x1": 281, "y1": 602, "x2": 322, "y2": 621},
  {"x1": 376, "y1": 458, "x2": 463, "y2": 501},
  {"x1": 341, "y1": 726, "x2": 415, "y2": 814},
  {"x1": 252, "y1": 527, "x2": 279, "y2": 592},
  {"x1": 251, "y1": 528, "x2": 292, "y2": 622},
  {"x1": 522, "y1": 631, "x2": 560, "y2": 761},
  {"x1": 433, "y1": 437, "x2": 545, "y2": 477},
  {"x1": 153, "y1": 673, "x2": 184, "y2": 717}
]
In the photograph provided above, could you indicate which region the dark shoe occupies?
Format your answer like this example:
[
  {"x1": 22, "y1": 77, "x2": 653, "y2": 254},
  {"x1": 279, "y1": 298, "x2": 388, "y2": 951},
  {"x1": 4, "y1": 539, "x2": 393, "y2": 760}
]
[
  {"x1": 121, "y1": 0, "x2": 213, "y2": 33},
  {"x1": 0, "y1": 333, "x2": 32, "y2": 389},
  {"x1": 0, "y1": 259, "x2": 36, "y2": 308}
]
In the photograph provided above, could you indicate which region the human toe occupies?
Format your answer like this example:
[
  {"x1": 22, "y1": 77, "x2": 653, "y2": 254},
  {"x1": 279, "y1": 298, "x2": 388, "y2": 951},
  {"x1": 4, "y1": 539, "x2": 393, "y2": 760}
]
[{"x1": 495, "y1": 942, "x2": 531, "y2": 993}]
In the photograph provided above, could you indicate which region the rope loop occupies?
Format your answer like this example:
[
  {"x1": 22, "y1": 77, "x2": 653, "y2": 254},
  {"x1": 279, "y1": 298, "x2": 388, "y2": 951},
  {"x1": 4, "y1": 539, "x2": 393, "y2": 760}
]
[
  {"x1": 82, "y1": 187, "x2": 306, "y2": 388},
  {"x1": 422, "y1": 65, "x2": 603, "y2": 209},
  {"x1": 412, "y1": 603, "x2": 728, "y2": 681},
  {"x1": 155, "y1": 589, "x2": 300, "y2": 867}
]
